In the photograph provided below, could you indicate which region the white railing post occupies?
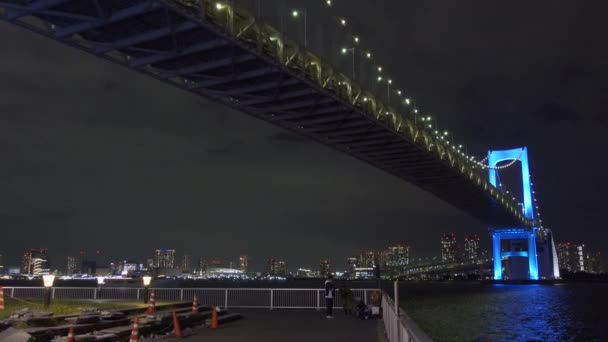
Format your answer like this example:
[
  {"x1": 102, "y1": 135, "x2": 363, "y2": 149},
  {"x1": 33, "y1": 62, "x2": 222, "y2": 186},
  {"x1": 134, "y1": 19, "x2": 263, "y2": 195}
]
[
  {"x1": 93, "y1": 288, "x2": 97, "y2": 300},
  {"x1": 224, "y1": 289, "x2": 228, "y2": 308},
  {"x1": 316, "y1": 290, "x2": 320, "y2": 310},
  {"x1": 51, "y1": 287, "x2": 56, "y2": 299},
  {"x1": 136, "y1": 289, "x2": 140, "y2": 300},
  {"x1": 394, "y1": 280, "x2": 399, "y2": 342},
  {"x1": 180, "y1": 289, "x2": 184, "y2": 301},
  {"x1": 11, "y1": 287, "x2": 15, "y2": 298},
  {"x1": 364, "y1": 289, "x2": 368, "y2": 305},
  {"x1": 270, "y1": 289, "x2": 274, "y2": 310}
]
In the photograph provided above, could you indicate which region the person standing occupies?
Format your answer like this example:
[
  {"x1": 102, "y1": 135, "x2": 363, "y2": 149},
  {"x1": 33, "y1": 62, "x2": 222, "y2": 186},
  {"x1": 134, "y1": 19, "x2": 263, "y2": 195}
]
[{"x1": 324, "y1": 274, "x2": 335, "y2": 319}]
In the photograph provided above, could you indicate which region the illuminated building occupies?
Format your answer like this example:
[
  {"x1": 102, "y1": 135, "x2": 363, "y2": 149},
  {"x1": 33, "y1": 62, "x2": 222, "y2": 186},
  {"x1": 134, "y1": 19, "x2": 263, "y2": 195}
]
[
  {"x1": 346, "y1": 257, "x2": 358, "y2": 278},
  {"x1": 384, "y1": 245, "x2": 410, "y2": 267},
  {"x1": 197, "y1": 257, "x2": 207, "y2": 274},
  {"x1": 319, "y1": 258, "x2": 331, "y2": 277},
  {"x1": 585, "y1": 251, "x2": 605, "y2": 274},
  {"x1": 210, "y1": 257, "x2": 222, "y2": 268},
  {"x1": 181, "y1": 254, "x2": 191, "y2": 272},
  {"x1": 441, "y1": 233, "x2": 457, "y2": 262},
  {"x1": 21, "y1": 248, "x2": 49, "y2": 275},
  {"x1": 66, "y1": 256, "x2": 79, "y2": 275},
  {"x1": 296, "y1": 268, "x2": 313, "y2": 278},
  {"x1": 464, "y1": 235, "x2": 480, "y2": 260},
  {"x1": 239, "y1": 255, "x2": 250, "y2": 273},
  {"x1": 557, "y1": 242, "x2": 586, "y2": 272},
  {"x1": 359, "y1": 251, "x2": 376, "y2": 268},
  {"x1": 268, "y1": 258, "x2": 287, "y2": 276},
  {"x1": 154, "y1": 249, "x2": 175, "y2": 269}
]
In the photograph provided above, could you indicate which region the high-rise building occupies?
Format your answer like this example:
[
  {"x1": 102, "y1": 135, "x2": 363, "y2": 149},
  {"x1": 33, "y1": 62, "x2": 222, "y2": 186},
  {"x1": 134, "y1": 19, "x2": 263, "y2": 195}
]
[
  {"x1": 464, "y1": 235, "x2": 480, "y2": 261},
  {"x1": 359, "y1": 251, "x2": 376, "y2": 268},
  {"x1": 66, "y1": 256, "x2": 79, "y2": 275},
  {"x1": 154, "y1": 249, "x2": 175, "y2": 269},
  {"x1": 21, "y1": 249, "x2": 49, "y2": 275},
  {"x1": 346, "y1": 257, "x2": 358, "y2": 277},
  {"x1": 585, "y1": 251, "x2": 604, "y2": 274},
  {"x1": 319, "y1": 258, "x2": 331, "y2": 277},
  {"x1": 557, "y1": 242, "x2": 586, "y2": 272},
  {"x1": 441, "y1": 233, "x2": 457, "y2": 262},
  {"x1": 239, "y1": 255, "x2": 250, "y2": 273},
  {"x1": 197, "y1": 257, "x2": 207, "y2": 274},
  {"x1": 181, "y1": 254, "x2": 191, "y2": 272},
  {"x1": 384, "y1": 245, "x2": 410, "y2": 267},
  {"x1": 268, "y1": 258, "x2": 287, "y2": 276}
]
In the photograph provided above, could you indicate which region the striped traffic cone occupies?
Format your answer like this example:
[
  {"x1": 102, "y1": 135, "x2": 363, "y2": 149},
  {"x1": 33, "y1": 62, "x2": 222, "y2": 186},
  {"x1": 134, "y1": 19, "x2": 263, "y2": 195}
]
[
  {"x1": 192, "y1": 294, "x2": 199, "y2": 314},
  {"x1": 210, "y1": 305, "x2": 219, "y2": 329},
  {"x1": 66, "y1": 326, "x2": 75, "y2": 342},
  {"x1": 147, "y1": 290, "x2": 156, "y2": 314},
  {"x1": 0, "y1": 287, "x2": 4, "y2": 312},
  {"x1": 172, "y1": 311, "x2": 183, "y2": 337},
  {"x1": 129, "y1": 318, "x2": 140, "y2": 342}
]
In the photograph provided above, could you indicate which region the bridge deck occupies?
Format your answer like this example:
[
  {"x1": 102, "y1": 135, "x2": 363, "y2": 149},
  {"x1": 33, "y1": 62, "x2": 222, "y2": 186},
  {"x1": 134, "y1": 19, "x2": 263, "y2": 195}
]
[{"x1": 0, "y1": 0, "x2": 529, "y2": 227}]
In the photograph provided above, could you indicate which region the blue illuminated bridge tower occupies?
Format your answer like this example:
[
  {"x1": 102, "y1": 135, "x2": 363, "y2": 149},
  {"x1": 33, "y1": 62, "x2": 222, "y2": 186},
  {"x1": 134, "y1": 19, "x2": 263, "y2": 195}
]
[{"x1": 488, "y1": 147, "x2": 559, "y2": 281}]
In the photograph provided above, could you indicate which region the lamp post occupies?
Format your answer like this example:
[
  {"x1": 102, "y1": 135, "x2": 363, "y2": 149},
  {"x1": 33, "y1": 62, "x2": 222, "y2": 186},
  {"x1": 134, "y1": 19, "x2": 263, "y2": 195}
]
[
  {"x1": 96, "y1": 276, "x2": 106, "y2": 299},
  {"x1": 291, "y1": 8, "x2": 307, "y2": 48},
  {"x1": 42, "y1": 274, "x2": 55, "y2": 309},
  {"x1": 142, "y1": 275, "x2": 152, "y2": 304},
  {"x1": 341, "y1": 47, "x2": 356, "y2": 79}
]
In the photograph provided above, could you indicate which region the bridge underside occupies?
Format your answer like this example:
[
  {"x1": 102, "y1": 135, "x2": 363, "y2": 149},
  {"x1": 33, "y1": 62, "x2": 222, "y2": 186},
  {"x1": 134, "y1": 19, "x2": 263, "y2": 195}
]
[{"x1": 0, "y1": 0, "x2": 525, "y2": 227}]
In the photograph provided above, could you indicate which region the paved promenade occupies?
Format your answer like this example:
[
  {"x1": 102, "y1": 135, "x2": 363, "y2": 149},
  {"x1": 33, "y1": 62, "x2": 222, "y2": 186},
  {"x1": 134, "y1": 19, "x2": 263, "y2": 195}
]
[{"x1": 187, "y1": 309, "x2": 382, "y2": 342}]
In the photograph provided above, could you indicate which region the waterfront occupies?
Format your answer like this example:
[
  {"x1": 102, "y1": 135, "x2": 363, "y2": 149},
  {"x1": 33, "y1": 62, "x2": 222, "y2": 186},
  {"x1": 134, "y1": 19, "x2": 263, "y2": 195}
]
[{"x1": 398, "y1": 282, "x2": 608, "y2": 341}]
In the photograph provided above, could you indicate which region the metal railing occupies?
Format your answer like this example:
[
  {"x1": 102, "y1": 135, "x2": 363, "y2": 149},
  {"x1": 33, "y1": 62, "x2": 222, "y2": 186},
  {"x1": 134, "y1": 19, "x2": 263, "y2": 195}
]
[
  {"x1": 1, "y1": 287, "x2": 375, "y2": 310},
  {"x1": 381, "y1": 282, "x2": 433, "y2": 342}
]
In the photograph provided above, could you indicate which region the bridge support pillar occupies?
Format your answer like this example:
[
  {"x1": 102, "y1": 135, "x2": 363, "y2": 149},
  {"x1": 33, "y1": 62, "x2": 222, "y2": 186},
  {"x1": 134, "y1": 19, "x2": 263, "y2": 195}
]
[
  {"x1": 490, "y1": 227, "x2": 539, "y2": 281},
  {"x1": 492, "y1": 232, "x2": 503, "y2": 280}
]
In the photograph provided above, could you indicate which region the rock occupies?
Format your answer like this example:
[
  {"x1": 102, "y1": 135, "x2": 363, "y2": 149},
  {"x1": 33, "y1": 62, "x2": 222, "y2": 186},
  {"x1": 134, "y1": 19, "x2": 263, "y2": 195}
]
[
  {"x1": 32, "y1": 311, "x2": 53, "y2": 318},
  {"x1": 65, "y1": 316, "x2": 100, "y2": 324},
  {"x1": 15, "y1": 308, "x2": 31, "y2": 316},
  {"x1": 0, "y1": 327, "x2": 34, "y2": 342}
]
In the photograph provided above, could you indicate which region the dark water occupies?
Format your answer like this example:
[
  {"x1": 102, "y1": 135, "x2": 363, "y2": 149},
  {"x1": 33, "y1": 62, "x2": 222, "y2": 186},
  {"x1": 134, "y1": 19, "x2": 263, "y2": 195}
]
[{"x1": 397, "y1": 282, "x2": 608, "y2": 341}]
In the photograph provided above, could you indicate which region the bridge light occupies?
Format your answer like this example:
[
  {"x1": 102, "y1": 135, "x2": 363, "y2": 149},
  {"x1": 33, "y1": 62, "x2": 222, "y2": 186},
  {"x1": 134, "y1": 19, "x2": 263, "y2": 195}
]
[
  {"x1": 340, "y1": 18, "x2": 347, "y2": 26},
  {"x1": 414, "y1": 109, "x2": 418, "y2": 113},
  {"x1": 377, "y1": 76, "x2": 383, "y2": 82},
  {"x1": 354, "y1": 36, "x2": 360, "y2": 43},
  {"x1": 405, "y1": 98, "x2": 411, "y2": 105},
  {"x1": 216, "y1": 2, "x2": 226, "y2": 10},
  {"x1": 397, "y1": 90, "x2": 402, "y2": 95},
  {"x1": 292, "y1": 10, "x2": 299, "y2": 17},
  {"x1": 428, "y1": 124, "x2": 432, "y2": 128},
  {"x1": 427, "y1": 116, "x2": 431, "y2": 121},
  {"x1": 377, "y1": 66, "x2": 382, "y2": 72},
  {"x1": 366, "y1": 52, "x2": 372, "y2": 59},
  {"x1": 434, "y1": 130, "x2": 438, "y2": 134},
  {"x1": 341, "y1": 47, "x2": 347, "y2": 54},
  {"x1": 363, "y1": 97, "x2": 368, "y2": 102},
  {"x1": 388, "y1": 79, "x2": 393, "y2": 84},
  {"x1": 458, "y1": 144, "x2": 462, "y2": 148},
  {"x1": 443, "y1": 131, "x2": 448, "y2": 136},
  {"x1": 326, "y1": 0, "x2": 332, "y2": 6}
]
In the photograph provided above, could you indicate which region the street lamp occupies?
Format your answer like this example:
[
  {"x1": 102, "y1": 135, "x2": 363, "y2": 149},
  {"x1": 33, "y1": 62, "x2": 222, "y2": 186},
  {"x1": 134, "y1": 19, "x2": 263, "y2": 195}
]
[
  {"x1": 42, "y1": 274, "x2": 56, "y2": 308},
  {"x1": 142, "y1": 275, "x2": 152, "y2": 304},
  {"x1": 341, "y1": 47, "x2": 356, "y2": 79},
  {"x1": 291, "y1": 9, "x2": 307, "y2": 48}
]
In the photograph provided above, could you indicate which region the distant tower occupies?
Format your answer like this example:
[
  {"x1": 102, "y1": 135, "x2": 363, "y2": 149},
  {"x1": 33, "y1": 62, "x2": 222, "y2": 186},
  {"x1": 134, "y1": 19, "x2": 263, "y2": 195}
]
[
  {"x1": 464, "y1": 235, "x2": 480, "y2": 260},
  {"x1": 239, "y1": 255, "x2": 250, "y2": 273},
  {"x1": 66, "y1": 256, "x2": 79, "y2": 275},
  {"x1": 154, "y1": 249, "x2": 175, "y2": 269},
  {"x1": 319, "y1": 258, "x2": 331, "y2": 277},
  {"x1": 181, "y1": 254, "x2": 191, "y2": 272},
  {"x1": 441, "y1": 233, "x2": 457, "y2": 262}
]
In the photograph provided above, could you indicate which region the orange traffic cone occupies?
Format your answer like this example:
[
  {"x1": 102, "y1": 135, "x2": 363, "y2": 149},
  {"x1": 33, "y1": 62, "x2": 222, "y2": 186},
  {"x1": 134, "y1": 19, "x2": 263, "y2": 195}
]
[
  {"x1": 192, "y1": 294, "x2": 199, "y2": 314},
  {"x1": 210, "y1": 305, "x2": 219, "y2": 329},
  {"x1": 172, "y1": 311, "x2": 183, "y2": 337},
  {"x1": 0, "y1": 286, "x2": 4, "y2": 312},
  {"x1": 147, "y1": 290, "x2": 156, "y2": 314},
  {"x1": 129, "y1": 318, "x2": 140, "y2": 342},
  {"x1": 66, "y1": 326, "x2": 75, "y2": 342}
]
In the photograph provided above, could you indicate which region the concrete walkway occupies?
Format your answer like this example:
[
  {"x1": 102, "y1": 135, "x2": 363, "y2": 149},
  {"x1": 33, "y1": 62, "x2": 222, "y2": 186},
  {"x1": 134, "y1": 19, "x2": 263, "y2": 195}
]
[{"x1": 186, "y1": 309, "x2": 382, "y2": 342}]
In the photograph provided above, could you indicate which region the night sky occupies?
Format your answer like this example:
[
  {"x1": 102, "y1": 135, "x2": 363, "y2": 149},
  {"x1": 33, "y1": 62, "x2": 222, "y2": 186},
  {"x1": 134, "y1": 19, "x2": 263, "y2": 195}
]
[{"x1": 0, "y1": 1, "x2": 606, "y2": 272}]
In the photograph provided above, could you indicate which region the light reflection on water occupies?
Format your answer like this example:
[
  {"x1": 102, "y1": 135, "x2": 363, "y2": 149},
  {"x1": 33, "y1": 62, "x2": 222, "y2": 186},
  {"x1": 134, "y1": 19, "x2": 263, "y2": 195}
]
[{"x1": 398, "y1": 282, "x2": 607, "y2": 341}]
